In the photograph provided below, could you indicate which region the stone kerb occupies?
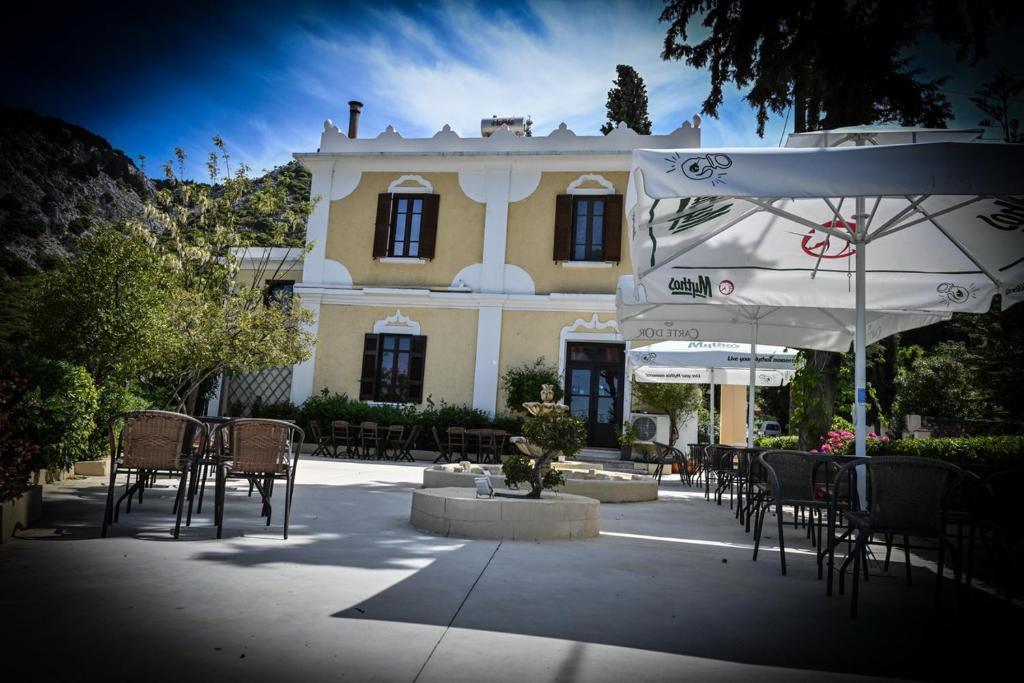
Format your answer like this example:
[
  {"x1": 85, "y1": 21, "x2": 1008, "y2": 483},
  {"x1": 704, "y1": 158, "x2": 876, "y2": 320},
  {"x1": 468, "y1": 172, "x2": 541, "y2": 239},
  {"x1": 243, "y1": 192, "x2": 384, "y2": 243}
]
[{"x1": 410, "y1": 487, "x2": 600, "y2": 541}]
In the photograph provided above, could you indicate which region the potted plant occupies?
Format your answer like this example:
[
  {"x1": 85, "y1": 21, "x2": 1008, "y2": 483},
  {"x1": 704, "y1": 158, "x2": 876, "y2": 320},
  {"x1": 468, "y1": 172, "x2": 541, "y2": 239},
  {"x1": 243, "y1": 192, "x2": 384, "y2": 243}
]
[{"x1": 617, "y1": 421, "x2": 637, "y2": 460}]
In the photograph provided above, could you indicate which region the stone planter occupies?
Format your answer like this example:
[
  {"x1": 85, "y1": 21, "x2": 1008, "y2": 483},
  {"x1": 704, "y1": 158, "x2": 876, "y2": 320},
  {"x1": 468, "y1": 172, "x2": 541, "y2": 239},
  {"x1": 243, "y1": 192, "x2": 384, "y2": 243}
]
[
  {"x1": 1, "y1": 485, "x2": 43, "y2": 544},
  {"x1": 74, "y1": 457, "x2": 111, "y2": 477},
  {"x1": 32, "y1": 466, "x2": 75, "y2": 485}
]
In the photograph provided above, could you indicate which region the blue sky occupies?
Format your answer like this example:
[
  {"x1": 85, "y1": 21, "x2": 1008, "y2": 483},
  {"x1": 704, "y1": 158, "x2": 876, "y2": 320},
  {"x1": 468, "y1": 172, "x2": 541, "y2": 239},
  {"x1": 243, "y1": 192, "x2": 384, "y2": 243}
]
[{"x1": 3, "y1": 1, "x2": 1019, "y2": 180}]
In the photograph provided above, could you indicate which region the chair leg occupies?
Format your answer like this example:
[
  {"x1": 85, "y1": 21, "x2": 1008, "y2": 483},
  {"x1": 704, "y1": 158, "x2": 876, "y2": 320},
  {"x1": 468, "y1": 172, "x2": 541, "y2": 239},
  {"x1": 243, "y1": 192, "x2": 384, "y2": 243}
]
[
  {"x1": 215, "y1": 466, "x2": 225, "y2": 539},
  {"x1": 851, "y1": 532, "x2": 867, "y2": 618},
  {"x1": 936, "y1": 532, "x2": 947, "y2": 602},
  {"x1": 752, "y1": 502, "x2": 767, "y2": 561},
  {"x1": 776, "y1": 503, "x2": 787, "y2": 576},
  {"x1": 172, "y1": 468, "x2": 189, "y2": 538},
  {"x1": 101, "y1": 463, "x2": 119, "y2": 537},
  {"x1": 284, "y1": 471, "x2": 295, "y2": 540}
]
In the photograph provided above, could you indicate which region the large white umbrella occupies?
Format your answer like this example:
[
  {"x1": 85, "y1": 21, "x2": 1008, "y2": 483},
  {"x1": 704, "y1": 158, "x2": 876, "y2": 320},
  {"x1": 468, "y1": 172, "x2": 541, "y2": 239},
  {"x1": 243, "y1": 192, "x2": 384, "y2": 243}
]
[
  {"x1": 627, "y1": 140, "x2": 1024, "y2": 457},
  {"x1": 628, "y1": 340, "x2": 797, "y2": 444}
]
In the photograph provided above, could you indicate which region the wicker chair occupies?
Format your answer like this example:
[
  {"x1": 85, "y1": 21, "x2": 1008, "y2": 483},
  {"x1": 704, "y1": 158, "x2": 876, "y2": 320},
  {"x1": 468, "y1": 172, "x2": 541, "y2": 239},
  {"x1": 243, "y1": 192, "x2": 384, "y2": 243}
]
[
  {"x1": 211, "y1": 418, "x2": 304, "y2": 539},
  {"x1": 101, "y1": 410, "x2": 206, "y2": 539},
  {"x1": 753, "y1": 450, "x2": 837, "y2": 576},
  {"x1": 830, "y1": 456, "x2": 965, "y2": 617},
  {"x1": 705, "y1": 444, "x2": 739, "y2": 505}
]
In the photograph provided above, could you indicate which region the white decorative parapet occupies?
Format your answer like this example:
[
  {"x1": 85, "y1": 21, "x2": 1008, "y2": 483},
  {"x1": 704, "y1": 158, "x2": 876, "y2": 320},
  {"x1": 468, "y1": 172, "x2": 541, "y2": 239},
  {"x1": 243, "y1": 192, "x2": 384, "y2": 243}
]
[{"x1": 313, "y1": 118, "x2": 701, "y2": 155}]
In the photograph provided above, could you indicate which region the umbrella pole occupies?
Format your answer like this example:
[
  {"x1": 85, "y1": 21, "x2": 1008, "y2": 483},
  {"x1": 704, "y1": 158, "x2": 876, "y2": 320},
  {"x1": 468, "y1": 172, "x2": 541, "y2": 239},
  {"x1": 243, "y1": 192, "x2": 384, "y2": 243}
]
[
  {"x1": 747, "y1": 321, "x2": 758, "y2": 447},
  {"x1": 854, "y1": 202, "x2": 867, "y2": 459},
  {"x1": 709, "y1": 369, "x2": 715, "y2": 444}
]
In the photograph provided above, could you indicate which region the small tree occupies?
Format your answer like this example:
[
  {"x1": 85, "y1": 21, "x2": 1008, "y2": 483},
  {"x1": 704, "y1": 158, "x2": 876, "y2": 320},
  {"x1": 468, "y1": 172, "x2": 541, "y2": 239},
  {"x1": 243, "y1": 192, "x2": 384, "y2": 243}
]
[
  {"x1": 601, "y1": 64, "x2": 653, "y2": 135},
  {"x1": 503, "y1": 409, "x2": 586, "y2": 499},
  {"x1": 631, "y1": 381, "x2": 701, "y2": 445}
]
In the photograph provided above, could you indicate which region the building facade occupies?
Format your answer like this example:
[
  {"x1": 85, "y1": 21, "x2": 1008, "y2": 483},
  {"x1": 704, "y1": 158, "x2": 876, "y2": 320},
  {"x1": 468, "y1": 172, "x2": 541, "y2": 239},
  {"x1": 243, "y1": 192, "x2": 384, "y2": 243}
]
[{"x1": 271, "y1": 113, "x2": 701, "y2": 449}]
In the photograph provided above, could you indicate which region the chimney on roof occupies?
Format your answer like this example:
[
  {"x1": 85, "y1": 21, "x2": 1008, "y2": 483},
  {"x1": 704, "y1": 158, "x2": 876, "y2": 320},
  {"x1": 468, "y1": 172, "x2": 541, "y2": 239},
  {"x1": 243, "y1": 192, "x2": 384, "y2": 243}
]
[{"x1": 347, "y1": 100, "x2": 363, "y2": 139}]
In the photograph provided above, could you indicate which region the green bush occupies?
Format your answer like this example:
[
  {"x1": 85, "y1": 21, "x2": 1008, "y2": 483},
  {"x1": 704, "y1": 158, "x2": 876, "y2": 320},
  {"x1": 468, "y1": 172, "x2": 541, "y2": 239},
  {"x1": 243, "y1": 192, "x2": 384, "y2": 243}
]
[
  {"x1": 0, "y1": 374, "x2": 39, "y2": 503},
  {"x1": 19, "y1": 360, "x2": 99, "y2": 470},
  {"x1": 754, "y1": 435, "x2": 800, "y2": 450},
  {"x1": 254, "y1": 401, "x2": 302, "y2": 422},
  {"x1": 522, "y1": 410, "x2": 587, "y2": 459},
  {"x1": 501, "y1": 358, "x2": 562, "y2": 413},
  {"x1": 91, "y1": 381, "x2": 152, "y2": 458}
]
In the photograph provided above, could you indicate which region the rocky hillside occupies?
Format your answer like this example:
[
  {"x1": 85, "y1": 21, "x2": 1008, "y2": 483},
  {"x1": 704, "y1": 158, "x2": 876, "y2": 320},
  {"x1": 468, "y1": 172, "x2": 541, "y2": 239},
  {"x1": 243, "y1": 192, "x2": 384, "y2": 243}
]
[
  {"x1": 0, "y1": 105, "x2": 311, "y2": 277},
  {"x1": 0, "y1": 106, "x2": 154, "y2": 276}
]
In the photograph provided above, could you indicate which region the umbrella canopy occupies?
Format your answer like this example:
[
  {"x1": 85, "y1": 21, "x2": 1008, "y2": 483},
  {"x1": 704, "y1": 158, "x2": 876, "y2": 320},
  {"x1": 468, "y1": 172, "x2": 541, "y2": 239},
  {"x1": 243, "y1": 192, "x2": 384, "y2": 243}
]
[
  {"x1": 626, "y1": 140, "x2": 1024, "y2": 456},
  {"x1": 785, "y1": 125, "x2": 983, "y2": 148},
  {"x1": 629, "y1": 341, "x2": 797, "y2": 444},
  {"x1": 617, "y1": 275, "x2": 949, "y2": 353}
]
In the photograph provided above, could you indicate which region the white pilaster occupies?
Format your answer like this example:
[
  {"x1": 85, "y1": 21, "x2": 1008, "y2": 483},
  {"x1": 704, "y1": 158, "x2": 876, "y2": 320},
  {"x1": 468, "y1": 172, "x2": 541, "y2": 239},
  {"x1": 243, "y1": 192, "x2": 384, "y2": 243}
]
[
  {"x1": 472, "y1": 305, "x2": 503, "y2": 415},
  {"x1": 290, "y1": 297, "x2": 321, "y2": 405},
  {"x1": 302, "y1": 161, "x2": 335, "y2": 285},
  {"x1": 481, "y1": 168, "x2": 511, "y2": 293}
]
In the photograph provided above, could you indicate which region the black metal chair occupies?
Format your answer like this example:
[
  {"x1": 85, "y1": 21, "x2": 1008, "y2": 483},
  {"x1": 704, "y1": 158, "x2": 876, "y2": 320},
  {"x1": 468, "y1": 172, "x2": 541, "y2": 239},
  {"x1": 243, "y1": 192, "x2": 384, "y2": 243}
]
[
  {"x1": 211, "y1": 418, "x2": 304, "y2": 539},
  {"x1": 101, "y1": 410, "x2": 206, "y2": 539},
  {"x1": 651, "y1": 442, "x2": 689, "y2": 485},
  {"x1": 705, "y1": 444, "x2": 739, "y2": 506},
  {"x1": 829, "y1": 456, "x2": 965, "y2": 618},
  {"x1": 753, "y1": 450, "x2": 837, "y2": 576}
]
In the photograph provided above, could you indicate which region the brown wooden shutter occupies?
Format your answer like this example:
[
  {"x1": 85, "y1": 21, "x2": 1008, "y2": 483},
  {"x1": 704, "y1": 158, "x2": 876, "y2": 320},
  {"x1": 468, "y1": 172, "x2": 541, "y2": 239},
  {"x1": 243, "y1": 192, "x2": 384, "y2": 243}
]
[
  {"x1": 373, "y1": 194, "x2": 391, "y2": 258},
  {"x1": 408, "y1": 335, "x2": 428, "y2": 402},
  {"x1": 553, "y1": 194, "x2": 573, "y2": 261},
  {"x1": 359, "y1": 334, "x2": 379, "y2": 400},
  {"x1": 602, "y1": 194, "x2": 624, "y2": 262},
  {"x1": 419, "y1": 194, "x2": 440, "y2": 259}
]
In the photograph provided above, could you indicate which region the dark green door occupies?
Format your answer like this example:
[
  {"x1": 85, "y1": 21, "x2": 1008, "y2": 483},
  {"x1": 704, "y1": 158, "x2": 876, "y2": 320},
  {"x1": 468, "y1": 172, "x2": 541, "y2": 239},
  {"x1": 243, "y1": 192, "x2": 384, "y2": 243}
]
[{"x1": 565, "y1": 343, "x2": 625, "y2": 448}]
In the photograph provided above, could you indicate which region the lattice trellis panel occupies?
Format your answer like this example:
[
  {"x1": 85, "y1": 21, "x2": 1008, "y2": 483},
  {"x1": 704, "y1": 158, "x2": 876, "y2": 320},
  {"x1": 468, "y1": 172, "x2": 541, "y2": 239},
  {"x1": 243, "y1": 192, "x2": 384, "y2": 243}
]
[{"x1": 222, "y1": 366, "x2": 293, "y2": 416}]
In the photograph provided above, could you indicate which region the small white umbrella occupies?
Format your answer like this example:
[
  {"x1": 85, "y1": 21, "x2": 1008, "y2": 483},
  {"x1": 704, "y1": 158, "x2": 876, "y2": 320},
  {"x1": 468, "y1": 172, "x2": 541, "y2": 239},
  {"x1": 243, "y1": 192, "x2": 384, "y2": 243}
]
[
  {"x1": 617, "y1": 275, "x2": 949, "y2": 446},
  {"x1": 627, "y1": 140, "x2": 1024, "y2": 457},
  {"x1": 628, "y1": 340, "x2": 797, "y2": 444}
]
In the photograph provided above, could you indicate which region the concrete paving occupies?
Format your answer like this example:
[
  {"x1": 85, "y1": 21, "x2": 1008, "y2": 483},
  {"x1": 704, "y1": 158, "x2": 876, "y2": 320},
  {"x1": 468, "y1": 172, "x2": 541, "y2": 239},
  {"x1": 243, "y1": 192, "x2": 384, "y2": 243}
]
[{"x1": 0, "y1": 457, "x2": 1017, "y2": 682}]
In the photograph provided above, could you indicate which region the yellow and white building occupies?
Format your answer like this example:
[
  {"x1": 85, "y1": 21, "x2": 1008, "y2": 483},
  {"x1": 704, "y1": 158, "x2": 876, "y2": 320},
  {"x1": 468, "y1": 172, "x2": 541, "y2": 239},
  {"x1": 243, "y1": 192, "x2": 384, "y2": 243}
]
[{"x1": 236, "y1": 110, "x2": 701, "y2": 449}]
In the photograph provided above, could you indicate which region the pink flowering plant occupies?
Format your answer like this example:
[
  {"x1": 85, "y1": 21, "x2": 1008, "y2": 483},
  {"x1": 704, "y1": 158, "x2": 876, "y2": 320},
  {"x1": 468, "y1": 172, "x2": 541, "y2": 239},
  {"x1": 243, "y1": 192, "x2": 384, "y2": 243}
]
[{"x1": 809, "y1": 418, "x2": 889, "y2": 455}]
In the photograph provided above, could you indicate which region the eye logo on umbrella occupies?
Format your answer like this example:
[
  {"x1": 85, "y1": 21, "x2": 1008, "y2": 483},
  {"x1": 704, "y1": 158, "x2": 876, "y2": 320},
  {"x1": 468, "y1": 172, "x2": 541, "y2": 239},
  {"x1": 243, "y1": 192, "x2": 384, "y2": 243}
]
[
  {"x1": 665, "y1": 153, "x2": 732, "y2": 186},
  {"x1": 937, "y1": 282, "x2": 977, "y2": 306}
]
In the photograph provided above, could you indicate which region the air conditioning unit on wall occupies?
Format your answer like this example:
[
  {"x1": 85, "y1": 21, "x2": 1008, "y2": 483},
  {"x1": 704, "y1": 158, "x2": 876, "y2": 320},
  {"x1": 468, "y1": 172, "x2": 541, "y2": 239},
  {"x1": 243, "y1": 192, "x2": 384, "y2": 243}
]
[{"x1": 629, "y1": 413, "x2": 671, "y2": 444}]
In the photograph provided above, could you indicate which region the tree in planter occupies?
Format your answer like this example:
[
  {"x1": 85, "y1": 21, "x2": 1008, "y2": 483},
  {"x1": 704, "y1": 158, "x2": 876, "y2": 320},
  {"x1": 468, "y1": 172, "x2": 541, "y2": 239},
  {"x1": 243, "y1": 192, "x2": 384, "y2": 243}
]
[
  {"x1": 0, "y1": 373, "x2": 39, "y2": 503},
  {"x1": 502, "y1": 409, "x2": 586, "y2": 499},
  {"x1": 500, "y1": 358, "x2": 562, "y2": 414},
  {"x1": 631, "y1": 381, "x2": 701, "y2": 447}
]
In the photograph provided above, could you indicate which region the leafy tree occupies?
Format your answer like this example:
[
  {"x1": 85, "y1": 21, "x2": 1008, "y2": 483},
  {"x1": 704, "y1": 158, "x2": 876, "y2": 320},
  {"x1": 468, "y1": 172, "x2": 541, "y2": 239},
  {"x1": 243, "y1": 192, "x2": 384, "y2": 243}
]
[
  {"x1": 659, "y1": 1, "x2": 1015, "y2": 135},
  {"x1": 631, "y1": 381, "x2": 701, "y2": 445},
  {"x1": 971, "y1": 67, "x2": 1023, "y2": 142},
  {"x1": 601, "y1": 64, "x2": 653, "y2": 135},
  {"x1": 893, "y1": 341, "x2": 991, "y2": 436},
  {"x1": 147, "y1": 142, "x2": 316, "y2": 413},
  {"x1": 32, "y1": 224, "x2": 171, "y2": 388}
]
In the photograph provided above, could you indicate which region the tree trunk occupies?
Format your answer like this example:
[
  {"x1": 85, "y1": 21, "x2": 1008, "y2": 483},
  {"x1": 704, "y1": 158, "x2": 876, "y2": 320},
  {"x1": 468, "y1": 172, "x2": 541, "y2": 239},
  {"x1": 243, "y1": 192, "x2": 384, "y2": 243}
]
[{"x1": 796, "y1": 351, "x2": 841, "y2": 450}]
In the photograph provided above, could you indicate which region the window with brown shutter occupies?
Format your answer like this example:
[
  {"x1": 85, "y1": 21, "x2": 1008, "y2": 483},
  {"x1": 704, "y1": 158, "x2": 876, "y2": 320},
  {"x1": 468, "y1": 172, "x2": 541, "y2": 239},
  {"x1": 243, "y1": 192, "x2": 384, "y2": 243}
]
[
  {"x1": 359, "y1": 333, "x2": 427, "y2": 403},
  {"x1": 372, "y1": 193, "x2": 440, "y2": 260},
  {"x1": 554, "y1": 194, "x2": 623, "y2": 262}
]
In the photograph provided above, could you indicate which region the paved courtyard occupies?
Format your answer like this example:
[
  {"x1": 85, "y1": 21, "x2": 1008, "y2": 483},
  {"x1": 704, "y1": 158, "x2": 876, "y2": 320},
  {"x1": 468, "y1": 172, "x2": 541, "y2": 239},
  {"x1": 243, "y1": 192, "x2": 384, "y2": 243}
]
[{"x1": 1, "y1": 457, "x2": 1016, "y2": 682}]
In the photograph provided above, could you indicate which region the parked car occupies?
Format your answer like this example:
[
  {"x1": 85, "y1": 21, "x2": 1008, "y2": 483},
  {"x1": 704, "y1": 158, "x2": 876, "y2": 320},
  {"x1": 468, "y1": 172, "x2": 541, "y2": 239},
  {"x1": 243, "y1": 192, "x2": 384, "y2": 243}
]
[{"x1": 758, "y1": 421, "x2": 782, "y2": 437}]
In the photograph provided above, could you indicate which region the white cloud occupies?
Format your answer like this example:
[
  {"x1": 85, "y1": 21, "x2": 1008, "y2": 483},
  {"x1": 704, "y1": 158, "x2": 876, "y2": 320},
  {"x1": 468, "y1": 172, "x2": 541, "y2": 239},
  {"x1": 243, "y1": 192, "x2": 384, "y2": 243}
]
[{"x1": 295, "y1": 0, "x2": 714, "y2": 139}]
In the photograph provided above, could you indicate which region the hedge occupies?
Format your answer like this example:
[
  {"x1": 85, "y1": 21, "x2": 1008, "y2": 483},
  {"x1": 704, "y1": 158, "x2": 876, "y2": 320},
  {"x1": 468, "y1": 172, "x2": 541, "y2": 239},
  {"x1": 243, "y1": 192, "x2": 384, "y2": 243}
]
[
  {"x1": 754, "y1": 434, "x2": 1023, "y2": 467},
  {"x1": 257, "y1": 390, "x2": 524, "y2": 452}
]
